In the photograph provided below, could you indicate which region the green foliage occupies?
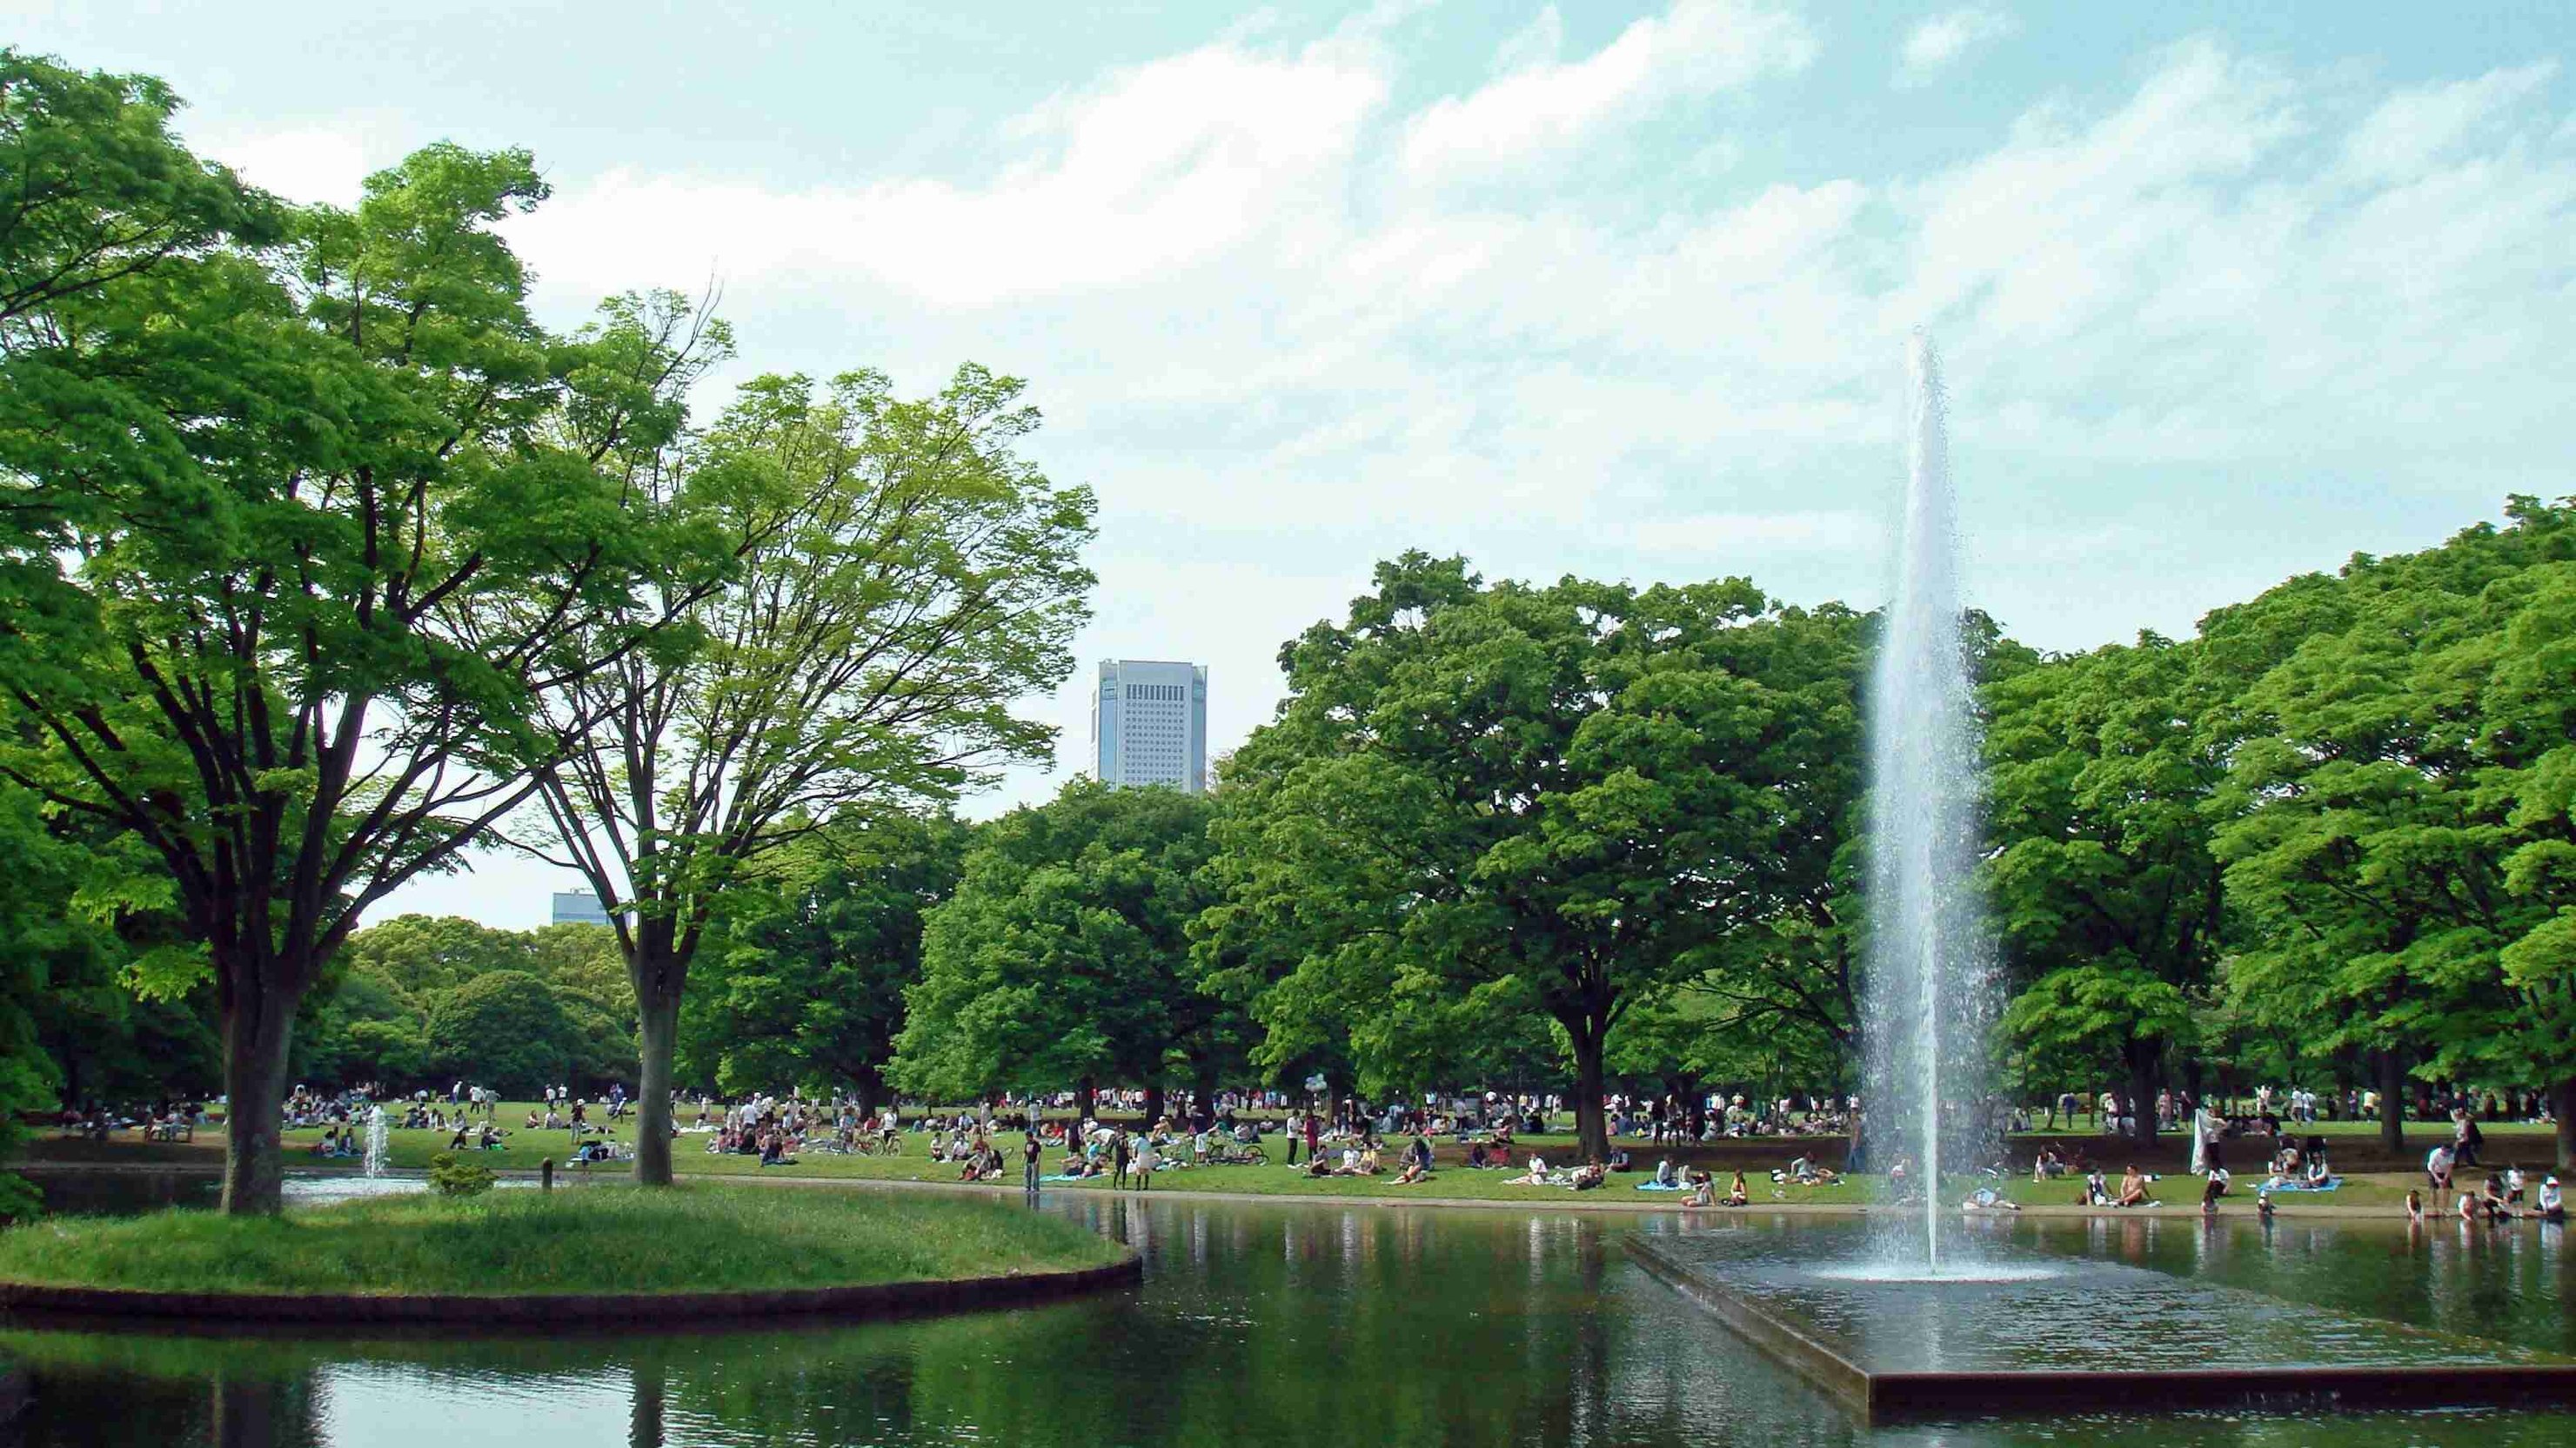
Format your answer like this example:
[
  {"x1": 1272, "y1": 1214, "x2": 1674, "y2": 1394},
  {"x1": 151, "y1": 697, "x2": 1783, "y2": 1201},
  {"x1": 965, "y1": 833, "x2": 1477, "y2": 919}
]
[
  {"x1": 1200, "y1": 554, "x2": 1868, "y2": 1156},
  {"x1": 0, "y1": 1185, "x2": 1121, "y2": 1295},
  {"x1": 1983, "y1": 633, "x2": 2227, "y2": 1123},
  {"x1": 425, "y1": 1150, "x2": 495, "y2": 1198},
  {"x1": 683, "y1": 810, "x2": 969, "y2": 1101},
  {"x1": 0, "y1": 53, "x2": 732, "y2": 1210},
  {"x1": 2213, "y1": 499, "x2": 2576, "y2": 1136},
  {"x1": 421, "y1": 971, "x2": 577, "y2": 1097},
  {"x1": 525, "y1": 360, "x2": 1097, "y2": 1183},
  {"x1": 894, "y1": 781, "x2": 1227, "y2": 1105}
]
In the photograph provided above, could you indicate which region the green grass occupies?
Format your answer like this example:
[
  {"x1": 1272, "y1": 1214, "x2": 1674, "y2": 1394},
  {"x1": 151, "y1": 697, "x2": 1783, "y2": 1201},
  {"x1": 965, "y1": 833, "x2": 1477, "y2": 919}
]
[{"x1": 0, "y1": 1183, "x2": 1124, "y2": 1297}]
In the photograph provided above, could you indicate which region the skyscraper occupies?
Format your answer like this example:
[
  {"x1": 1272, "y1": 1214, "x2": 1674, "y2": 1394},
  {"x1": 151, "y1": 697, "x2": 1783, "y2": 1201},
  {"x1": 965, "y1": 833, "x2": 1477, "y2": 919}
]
[
  {"x1": 1092, "y1": 659, "x2": 1208, "y2": 793},
  {"x1": 550, "y1": 890, "x2": 612, "y2": 926}
]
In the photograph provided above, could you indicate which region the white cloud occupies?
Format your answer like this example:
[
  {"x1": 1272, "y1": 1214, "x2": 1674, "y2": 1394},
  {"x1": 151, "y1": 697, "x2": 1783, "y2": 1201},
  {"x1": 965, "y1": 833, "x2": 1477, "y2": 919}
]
[
  {"x1": 195, "y1": 125, "x2": 385, "y2": 205},
  {"x1": 1897, "y1": 8, "x2": 2015, "y2": 86},
  {"x1": 1398, "y1": 0, "x2": 1814, "y2": 184},
  {"x1": 218, "y1": 27, "x2": 2576, "y2": 849},
  {"x1": 2339, "y1": 61, "x2": 2557, "y2": 183}
]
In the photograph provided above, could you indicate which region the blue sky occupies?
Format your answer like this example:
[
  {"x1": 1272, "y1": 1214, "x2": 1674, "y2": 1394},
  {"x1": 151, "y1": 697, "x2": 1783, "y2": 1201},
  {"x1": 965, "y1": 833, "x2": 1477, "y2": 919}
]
[{"x1": 12, "y1": 1, "x2": 2572, "y2": 924}]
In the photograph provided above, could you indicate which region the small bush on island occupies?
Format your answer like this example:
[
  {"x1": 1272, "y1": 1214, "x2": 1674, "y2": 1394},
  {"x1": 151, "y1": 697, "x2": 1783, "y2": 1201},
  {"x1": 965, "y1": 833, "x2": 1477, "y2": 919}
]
[
  {"x1": 0, "y1": 1185, "x2": 1121, "y2": 1297},
  {"x1": 426, "y1": 1152, "x2": 495, "y2": 1198}
]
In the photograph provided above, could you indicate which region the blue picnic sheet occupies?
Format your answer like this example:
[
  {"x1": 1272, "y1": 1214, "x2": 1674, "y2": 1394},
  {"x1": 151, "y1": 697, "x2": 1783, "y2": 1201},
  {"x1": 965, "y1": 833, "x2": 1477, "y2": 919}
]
[
  {"x1": 1634, "y1": 1181, "x2": 1688, "y2": 1191},
  {"x1": 2259, "y1": 1176, "x2": 2341, "y2": 1192}
]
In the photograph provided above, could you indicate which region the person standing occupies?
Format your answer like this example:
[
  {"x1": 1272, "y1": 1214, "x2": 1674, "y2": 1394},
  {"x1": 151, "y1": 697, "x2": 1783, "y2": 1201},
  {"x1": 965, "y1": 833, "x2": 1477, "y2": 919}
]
[
  {"x1": 1022, "y1": 1130, "x2": 1041, "y2": 1198},
  {"x1": 1112, "y1": 1128, "x2": 1131, "y2": 1190},
  {"x1": 1304, "y1": 1109, "x2": 1321, "y2": 1167}
]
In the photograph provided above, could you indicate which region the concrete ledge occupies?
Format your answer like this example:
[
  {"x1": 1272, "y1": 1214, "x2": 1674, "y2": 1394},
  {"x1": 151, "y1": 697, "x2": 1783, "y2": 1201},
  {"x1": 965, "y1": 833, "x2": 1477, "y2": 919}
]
[
  {"x1": 1625, "y1": 1235, "x2": 2576, "y2": 1425},
  {"x1": 0, "y1": 1251, "x2": 1140, "y2": 1330}
]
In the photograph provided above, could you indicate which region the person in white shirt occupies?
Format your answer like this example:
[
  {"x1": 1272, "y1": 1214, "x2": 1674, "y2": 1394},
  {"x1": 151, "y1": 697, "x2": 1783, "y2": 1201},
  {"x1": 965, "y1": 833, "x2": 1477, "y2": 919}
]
[{"x1": 2539, "y1": 1176, "x2": 2564, "y2": 1223}]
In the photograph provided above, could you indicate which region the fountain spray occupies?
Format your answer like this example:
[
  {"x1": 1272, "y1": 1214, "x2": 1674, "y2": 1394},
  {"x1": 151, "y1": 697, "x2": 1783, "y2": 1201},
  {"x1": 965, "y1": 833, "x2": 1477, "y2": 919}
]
[{"x1": 1862, "y1": 332, "x2": 1994, "y2": 1275}]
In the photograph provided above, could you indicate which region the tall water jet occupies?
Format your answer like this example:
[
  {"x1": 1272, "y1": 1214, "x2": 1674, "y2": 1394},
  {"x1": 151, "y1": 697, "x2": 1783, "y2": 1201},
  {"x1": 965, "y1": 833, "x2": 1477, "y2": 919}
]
[
  {"x1": 363, "y1": 1105, "x2": 390, "y2": 1179},
  {"x1": 1861, "y1": 332, "x2": 1996, "y2": 1275}
]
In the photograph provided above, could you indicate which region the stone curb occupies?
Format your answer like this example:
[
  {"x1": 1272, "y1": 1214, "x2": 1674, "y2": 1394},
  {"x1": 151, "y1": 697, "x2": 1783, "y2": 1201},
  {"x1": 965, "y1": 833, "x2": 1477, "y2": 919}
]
[{"x1": 0, "y1": 1250, "x2": 1141, "y2": 1328}]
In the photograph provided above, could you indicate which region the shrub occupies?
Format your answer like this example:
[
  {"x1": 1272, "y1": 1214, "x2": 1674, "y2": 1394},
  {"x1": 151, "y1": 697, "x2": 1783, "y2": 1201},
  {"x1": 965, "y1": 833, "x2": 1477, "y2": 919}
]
[{"x1": 427, "y1": 1151, "x2": 495, "y2": 1197}]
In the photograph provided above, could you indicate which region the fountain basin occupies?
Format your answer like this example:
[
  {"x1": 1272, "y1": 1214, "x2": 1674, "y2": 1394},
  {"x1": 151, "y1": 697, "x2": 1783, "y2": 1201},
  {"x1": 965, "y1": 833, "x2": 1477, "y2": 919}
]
[{"x1": 1629, "y1": 1231, "x2": 2576, "y2": 1425}]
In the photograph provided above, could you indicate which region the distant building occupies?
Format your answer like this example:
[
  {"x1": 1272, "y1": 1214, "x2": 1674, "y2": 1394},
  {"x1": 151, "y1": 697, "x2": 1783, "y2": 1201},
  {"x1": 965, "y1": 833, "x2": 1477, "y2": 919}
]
[
  {"x1": 550, "y1": 890, "x2": 612, "y2": 927},
  {"x1": 1092, "y1": 659, "x2": 1208, "y2": 793}
]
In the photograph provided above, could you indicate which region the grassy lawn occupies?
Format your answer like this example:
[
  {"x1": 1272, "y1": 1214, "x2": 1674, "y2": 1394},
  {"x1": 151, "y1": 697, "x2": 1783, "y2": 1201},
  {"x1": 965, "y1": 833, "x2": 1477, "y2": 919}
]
[{"x1": 0, "y1": 1183, "x2": 1123, "y2": 1296}]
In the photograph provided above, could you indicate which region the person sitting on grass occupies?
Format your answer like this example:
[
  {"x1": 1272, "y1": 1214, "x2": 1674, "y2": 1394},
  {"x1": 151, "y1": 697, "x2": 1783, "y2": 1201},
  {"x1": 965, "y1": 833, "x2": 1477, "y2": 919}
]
[
  {"x1": 449, "y1": 1122, "x2": 473, "y2": 1152},
  {"x1": 2115, "y1": 1165, "x2": 2151, "y2": 1208},
  {"x1": 2031, "y1": 1145, "x2": 2065, "y2": 1183},
  {"x1": 1964, "y1": 1185, "x2": 2019, "y2": 1212},
  {"x1": 1403, "y1": 1133, "x2": 1434, "y2": 1178},
  {"x1": 1685, "y1": 1170, "x2": 1716, "y2": 1208},
  {"x1": 1569, "y1": 1160, "x2": 1607, "y2": 1191},
  {"x1": 1653, "y1": 1157, "x2": 1679, "y2": 1189},
  {"x1": 759, "y1": 1132, "x2": 797, "y2": 1168},
  {"x1": 1723, "y1": 1170, "x2": 1750, "y2": 1207},
  {"x1": 1304, "y1": 1151, "x2": 1337, "y2": 1179},
  {"x1": 1505, "y1": 1155, "x2": 1552, "y2": 1186},
  {"x1": 1393, "y1": 1152, "x2": 1432, "y2": 1186}
]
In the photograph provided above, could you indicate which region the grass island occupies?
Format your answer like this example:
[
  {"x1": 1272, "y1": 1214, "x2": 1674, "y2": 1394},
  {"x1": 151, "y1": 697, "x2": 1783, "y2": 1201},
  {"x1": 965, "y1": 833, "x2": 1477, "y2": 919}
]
[{"x1": 0, "y1": 1184, "x2": 1134, "y2": 1324}]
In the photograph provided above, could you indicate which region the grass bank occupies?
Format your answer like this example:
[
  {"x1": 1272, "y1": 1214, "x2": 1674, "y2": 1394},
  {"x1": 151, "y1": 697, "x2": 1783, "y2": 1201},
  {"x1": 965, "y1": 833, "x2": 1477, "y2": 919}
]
[{"x1": 0, "y1": 1183, "x2": 1123, "y2": 1297}]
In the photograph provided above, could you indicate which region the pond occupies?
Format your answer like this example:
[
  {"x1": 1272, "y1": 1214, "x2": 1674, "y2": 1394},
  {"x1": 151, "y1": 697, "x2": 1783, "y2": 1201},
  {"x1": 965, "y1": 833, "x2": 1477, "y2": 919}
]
[{"x1": 2, "y1": 1190, "x2": 2571, "y2": 1446}]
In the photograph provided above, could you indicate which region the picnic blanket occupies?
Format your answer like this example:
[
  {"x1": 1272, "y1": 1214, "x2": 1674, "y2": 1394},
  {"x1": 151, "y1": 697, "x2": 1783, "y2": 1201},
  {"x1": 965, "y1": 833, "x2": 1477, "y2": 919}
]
[
  {"x1": 2260, "y1": 1176, "x2": 2342, "y2": 1192},
  {"x1": 1634, "y1": 1181, "x2": 1689, "y2": 1191},
  {"x1": 1039, "y1": 1173, "x2": 1094, "y2": 1183}
]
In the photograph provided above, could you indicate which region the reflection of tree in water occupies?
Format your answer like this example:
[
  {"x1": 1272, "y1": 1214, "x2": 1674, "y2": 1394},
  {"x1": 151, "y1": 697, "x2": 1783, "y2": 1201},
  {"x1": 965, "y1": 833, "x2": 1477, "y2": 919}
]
[{"x1": 210, "y1": 1372, "x2": 322, "y2": 1448}]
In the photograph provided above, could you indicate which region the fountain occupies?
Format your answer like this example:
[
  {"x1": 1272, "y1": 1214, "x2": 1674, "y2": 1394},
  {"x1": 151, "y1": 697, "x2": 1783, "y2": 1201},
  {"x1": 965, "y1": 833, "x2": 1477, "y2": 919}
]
[
  {"x1": 1624, "y1": 334, "x2": 2576, "y2": 1423},
  {"x1": 1855, "y1": 330, "x2": 1997, "y2": 1277},
  {"x1": 363, "y1": 1105, "x2": 390, "y2": 1179}
]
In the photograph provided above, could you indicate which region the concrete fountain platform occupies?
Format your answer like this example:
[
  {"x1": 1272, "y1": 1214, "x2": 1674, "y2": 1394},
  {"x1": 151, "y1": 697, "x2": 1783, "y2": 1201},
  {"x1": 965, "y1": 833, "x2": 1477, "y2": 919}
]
[{"x1": 1628, "y1": 1230, "x2": 2576, "y2": 1425}]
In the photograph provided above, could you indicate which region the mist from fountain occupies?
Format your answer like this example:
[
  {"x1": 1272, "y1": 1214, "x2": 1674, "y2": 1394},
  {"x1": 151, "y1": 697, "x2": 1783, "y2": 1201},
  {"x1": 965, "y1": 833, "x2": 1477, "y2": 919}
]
[
  {"x1": 1858, "y1": 332, "x2": 1997, "y2": 1277},
  {"x1": 363, "y1": 1105, "x2": 390, "y2": 1179}
]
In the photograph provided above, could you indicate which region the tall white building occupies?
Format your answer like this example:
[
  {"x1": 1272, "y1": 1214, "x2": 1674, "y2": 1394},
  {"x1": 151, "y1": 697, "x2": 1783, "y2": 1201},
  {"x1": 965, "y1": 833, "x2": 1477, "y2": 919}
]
[{"x1": 1092, "y1": 659, "x2": 1208, "y2": 793}]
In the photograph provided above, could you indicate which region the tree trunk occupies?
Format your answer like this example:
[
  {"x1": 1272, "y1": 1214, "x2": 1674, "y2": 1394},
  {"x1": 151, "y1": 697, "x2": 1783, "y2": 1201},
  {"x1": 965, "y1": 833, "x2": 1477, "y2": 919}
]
[
  {"x1": 632, "y1": 985, "x2": 681, "y2": 1188},
  {"x1": 2376, "y1": 1048, "x2": 2406, "y2": 1157},
  {"x1": 1676, "y1": 1075, "x2": 1704, "y2": 1142},
  {"x1": 2124, "y1": 1040, "x2": 2158, "y2": 1146},
  {"x1": 218, "y1": 971, "x2": 298, "y2": 1216},
  {"x1": 1078, "y1": 1076, "x2": 1096, "y2": 1123},
  {"x1": 1569, "y1": 1020, "x2": 1610, "y2": 1163},
  {"x1": 1141, "y1": 1083, "x2": 1165, "y2": 1127},
  {"x1": 2553, "y1": 1076, "x2": 2574, "y2": 1172}
]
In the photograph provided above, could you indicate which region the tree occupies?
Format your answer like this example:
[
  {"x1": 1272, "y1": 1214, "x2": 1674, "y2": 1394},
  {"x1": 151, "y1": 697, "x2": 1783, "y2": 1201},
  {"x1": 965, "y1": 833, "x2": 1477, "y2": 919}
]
[
  {"x1": 1985, "y1": 634, "x2": 2227, "y2": 1142},
  {"x1": 2216, "y1": 500, "x2": 2576, "y2": 1165},
  {"x1": 893, "y1": 781, "x2": 1227, "y2": 1121},
  {"x1": 525, "y1": 366, "x2": 1094, "y2": 1185},
  {"x1": 0, "y1": 82, "x2": 723, "y2": 1210},
  {"x1": 421, "y1": 970, "x2": 577, "y2": 1098},
  {"x1": 1201, "y1": 554, "x2": 1858, "y2": 1161},
  {"x1": 682, "y1": 809, "x2": 969, "y2": 1107}
]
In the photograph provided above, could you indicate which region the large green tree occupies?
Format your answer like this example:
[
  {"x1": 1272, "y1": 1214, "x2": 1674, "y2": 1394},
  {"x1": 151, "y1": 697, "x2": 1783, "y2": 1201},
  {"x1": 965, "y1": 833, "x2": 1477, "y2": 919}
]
[
  {"x1": 681, "y1": 809, "x2": 970, "y2": 1108},
  {"x1": 1201, "y1": 554, "x2": 1860, "y2": 1160},
  {"x1": 894, "y1": 781, "x2": 1228, "y2": 1120},
  {"x1": 1986, "y1": 634, "x2": 2226, "y2": 1143},
  {"x1": 0, "y1": 59, "x2": 720, "y2": 1210},
  {"x1": 525, "y1": 367, "x2": 1094, "y2": 1185},
  {"x1": 2215, "y1": 499, "x2": 2576, "y2": 1164}
]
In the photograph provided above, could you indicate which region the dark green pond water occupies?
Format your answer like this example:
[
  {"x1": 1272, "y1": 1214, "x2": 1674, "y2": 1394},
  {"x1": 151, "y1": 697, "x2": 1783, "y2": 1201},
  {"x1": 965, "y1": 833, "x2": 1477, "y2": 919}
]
[{"x1": 2, "y1": 1191, "x2": 2571, "y2": 1446}]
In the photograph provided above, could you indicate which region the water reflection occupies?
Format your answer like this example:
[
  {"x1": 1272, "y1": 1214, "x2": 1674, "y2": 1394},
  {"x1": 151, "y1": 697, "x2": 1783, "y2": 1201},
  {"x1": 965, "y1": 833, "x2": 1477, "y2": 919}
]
[{"x1": 0, "y1": 1199, "x2": 2568, "y2": 1447}]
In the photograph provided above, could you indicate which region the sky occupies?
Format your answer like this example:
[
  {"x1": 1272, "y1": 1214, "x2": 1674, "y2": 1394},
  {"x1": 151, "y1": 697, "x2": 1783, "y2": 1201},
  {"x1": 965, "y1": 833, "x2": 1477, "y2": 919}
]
[{"x1": 11, "y1": 1, "x2": 2572, "y2": 926}]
